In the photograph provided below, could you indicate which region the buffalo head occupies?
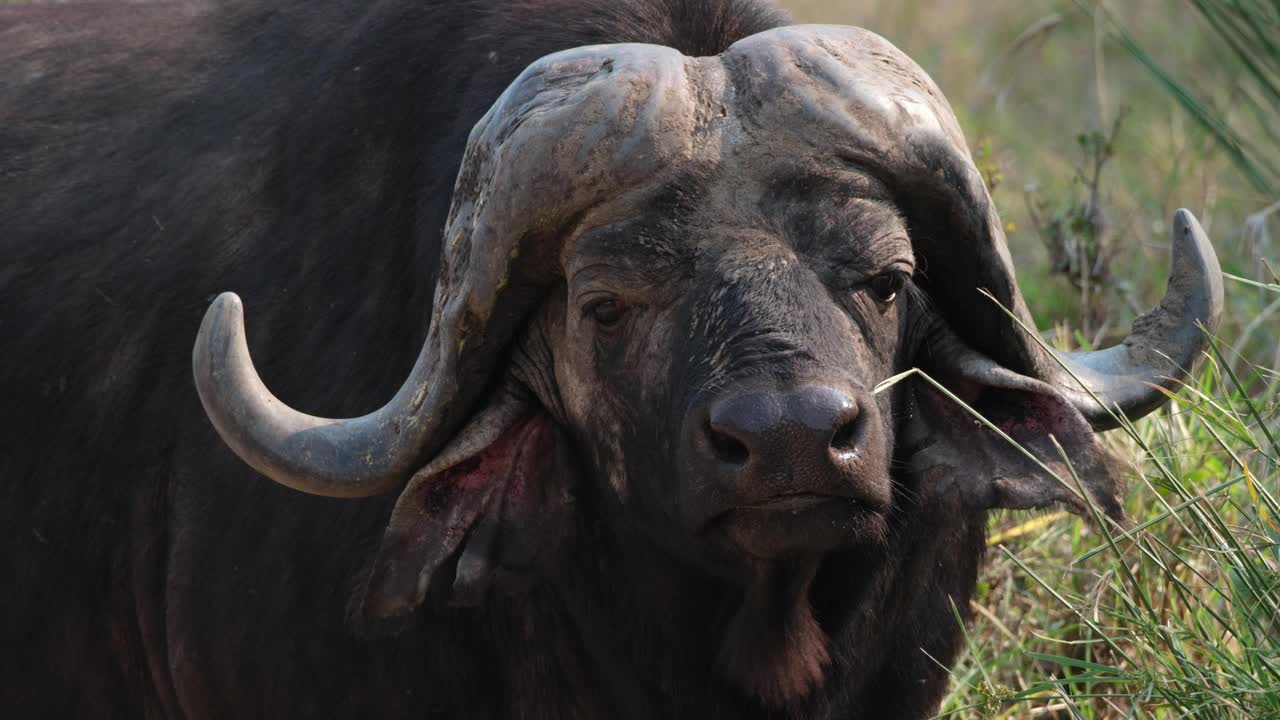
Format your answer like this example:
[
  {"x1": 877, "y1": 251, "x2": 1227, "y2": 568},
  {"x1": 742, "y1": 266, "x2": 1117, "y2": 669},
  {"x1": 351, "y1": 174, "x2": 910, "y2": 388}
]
[{"x1": 191, "y1": 24, "x2": 1221, "y2": 705}]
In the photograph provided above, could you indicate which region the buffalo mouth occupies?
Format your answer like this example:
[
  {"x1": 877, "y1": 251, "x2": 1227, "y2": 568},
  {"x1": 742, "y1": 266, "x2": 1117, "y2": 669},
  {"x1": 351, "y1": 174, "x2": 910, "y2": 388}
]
[{"x1": 705, "y1": 492, "x2": 889, "y2": 559}]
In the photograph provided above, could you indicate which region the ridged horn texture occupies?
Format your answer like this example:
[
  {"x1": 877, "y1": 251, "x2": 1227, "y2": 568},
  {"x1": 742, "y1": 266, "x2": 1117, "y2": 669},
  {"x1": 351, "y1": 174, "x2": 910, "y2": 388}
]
[
  {"x1": 1049, "y1": 209, "x2": 1223, "y2": 429},
  {"x1": 723, "y1": 25, "x2": 1222, "y2": 429},
  {"x1": 193, "y1": 43, "x2": 710, "y2": 496},
  {"x1": 194, "y1": 24, "x2": 1225, "y2": 496},
  {"x1": 193, "y1": 291, "x2": 435, "y2": 497}
]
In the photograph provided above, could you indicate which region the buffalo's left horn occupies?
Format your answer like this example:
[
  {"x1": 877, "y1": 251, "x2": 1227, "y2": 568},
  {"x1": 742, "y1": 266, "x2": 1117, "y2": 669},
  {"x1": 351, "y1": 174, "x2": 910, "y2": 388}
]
[
  {"x1": 193, "y1": 292, "x2": 445, "y2": 497},
  {"x1": 716, "y1": 24, "x2": 1222, "y2": 429},
  {"x1": 1047, "y1": 209, "x2": 1223, "y2": 429}
]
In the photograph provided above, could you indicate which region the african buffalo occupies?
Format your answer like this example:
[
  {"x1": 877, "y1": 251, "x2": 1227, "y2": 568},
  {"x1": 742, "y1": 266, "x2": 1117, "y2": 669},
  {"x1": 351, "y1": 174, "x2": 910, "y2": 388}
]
[{"x1": 1, "y1": 0, "x2": 1221, "y2": 717}]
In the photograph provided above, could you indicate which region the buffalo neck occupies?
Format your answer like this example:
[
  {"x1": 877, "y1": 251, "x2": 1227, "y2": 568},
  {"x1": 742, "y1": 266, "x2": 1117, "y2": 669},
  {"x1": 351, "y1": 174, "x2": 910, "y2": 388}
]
[{"x1": 469, "y1": 465, "x2": 990, "y2": 719}]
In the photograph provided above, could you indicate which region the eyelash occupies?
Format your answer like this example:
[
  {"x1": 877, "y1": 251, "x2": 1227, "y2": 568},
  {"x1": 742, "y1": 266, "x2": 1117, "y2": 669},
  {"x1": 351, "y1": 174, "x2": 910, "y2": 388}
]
[
  {"x1": 866, "y1": 269, "x2": 909, "y2": 304},
  {"x1": 583, "y1": 296, "x2": 627, "y2": 328},
  {"x1": 576, "y1": 266, "x2": 907, "y2": 331}
]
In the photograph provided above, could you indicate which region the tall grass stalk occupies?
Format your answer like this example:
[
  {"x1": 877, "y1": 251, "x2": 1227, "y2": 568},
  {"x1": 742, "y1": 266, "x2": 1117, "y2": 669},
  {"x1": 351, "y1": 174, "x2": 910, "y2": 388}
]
[
  {"x1": 939, "y1": 310, "x2": 1279, "y2": 717},
  {"x1": 780, "y1": 2, "x2": 1280, "y2": 716},
  {"x1": 925, "y1": 4, "x2": 1280, "y2": 715},
  {"x1": 1098, "y1": 0, "x2": 1280, "y2": 198}
]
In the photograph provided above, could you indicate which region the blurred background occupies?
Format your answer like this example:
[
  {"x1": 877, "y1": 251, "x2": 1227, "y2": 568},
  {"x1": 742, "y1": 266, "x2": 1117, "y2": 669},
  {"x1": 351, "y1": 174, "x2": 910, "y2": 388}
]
[
  {"x1": 11, "y1": 1, "x2": 1275, "y2": 716},
  {"x1": 787, "y1": 0, "x2": 1276, "y2": 361},
  {"x1": 775, "y1": 3, "x2": 1280, "y2": 718}
]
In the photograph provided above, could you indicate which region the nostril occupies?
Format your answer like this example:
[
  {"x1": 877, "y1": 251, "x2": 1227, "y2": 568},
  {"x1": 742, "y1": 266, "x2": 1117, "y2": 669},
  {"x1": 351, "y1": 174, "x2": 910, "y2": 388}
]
[
  {"x1": 706, "y1": 421, "x2": 750, "y2": 466},
  {"x1": 830, "y1": 409, "x2": 862, "y2": 453}
]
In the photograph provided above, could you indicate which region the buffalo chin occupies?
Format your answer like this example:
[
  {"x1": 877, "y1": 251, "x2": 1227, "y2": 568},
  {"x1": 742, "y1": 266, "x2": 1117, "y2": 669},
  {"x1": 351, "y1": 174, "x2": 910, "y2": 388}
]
[
  {"x1": 707, "y1": 501, "x2": 886, "y2": 706},
  {"x1": 707, "y1": 496, "x2": 889, "y2": 560},
  {"x1": 716, "y1": 554, "x2": 832, "y2": 706}
]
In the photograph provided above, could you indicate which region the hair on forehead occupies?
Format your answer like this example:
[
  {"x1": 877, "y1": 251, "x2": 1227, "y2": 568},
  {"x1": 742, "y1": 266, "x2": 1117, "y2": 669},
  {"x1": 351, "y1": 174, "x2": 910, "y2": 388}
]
[{"x1": 568, "y1": 171, "x2": 714, "y2": 265}]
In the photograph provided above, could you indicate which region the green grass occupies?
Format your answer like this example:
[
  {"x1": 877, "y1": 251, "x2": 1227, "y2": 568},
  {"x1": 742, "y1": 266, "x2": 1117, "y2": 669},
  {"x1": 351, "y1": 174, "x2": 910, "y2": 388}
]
[
  {"x1": 789, "y1": 0, "x2": 1277, "y2": 359},
  {"x1": 12, "y1": 0, "x2": 1274, "y2": 714},
  {"x1": 940, "y1": 324, "x2": 1280, "y2": 719},
  {"x1": 783, "y1": 1, "x2": 1280, "y2": 716}
]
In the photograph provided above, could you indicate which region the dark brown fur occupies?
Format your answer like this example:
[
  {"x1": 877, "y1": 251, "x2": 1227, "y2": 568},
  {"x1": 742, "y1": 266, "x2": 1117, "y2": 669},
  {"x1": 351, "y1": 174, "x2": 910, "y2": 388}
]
[{"x1": 1, "y1": 2, "x2": 1119, "y2": 719}]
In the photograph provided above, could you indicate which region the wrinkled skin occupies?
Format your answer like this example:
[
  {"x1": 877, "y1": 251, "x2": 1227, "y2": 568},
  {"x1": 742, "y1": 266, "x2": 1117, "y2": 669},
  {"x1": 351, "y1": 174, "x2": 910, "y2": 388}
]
[
  {"x1": 3, "y1": 0, "x2": 1212, "y2": 718},
  {"x1": 524, "y1": 180, "x2": 920, "y2": 703},
  {"x1": 429, "y1": 157, "x2": 1103, "y2": 712},
  {"x1": 348, "y1": 32, "x2": 1127, "y2": 713},
  {"x1": 545, "y1": 173, "x2": 912, "y2": 554}
]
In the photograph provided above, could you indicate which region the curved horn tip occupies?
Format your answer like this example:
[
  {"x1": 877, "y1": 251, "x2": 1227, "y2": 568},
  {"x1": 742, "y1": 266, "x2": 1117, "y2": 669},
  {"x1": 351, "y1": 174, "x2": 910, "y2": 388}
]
[
  {"x1": 195, "y1": 291, "x2": 236, "y2": 361},
  {"x1": 208, "y1": 290, "x2": 244, "y2": 321},
  {"x1": 191, "y1": 291, "x2": 420, "y2": 499},
  {"x1": 1170, "y1": 208, "x2": 1225, "y2": 334},
  {"x1": 1051, "y1": 209, "x2": 1225, "y2": 430},
  {"x1": 193, "y1": 292, "x2": 248, "y2": 384}
]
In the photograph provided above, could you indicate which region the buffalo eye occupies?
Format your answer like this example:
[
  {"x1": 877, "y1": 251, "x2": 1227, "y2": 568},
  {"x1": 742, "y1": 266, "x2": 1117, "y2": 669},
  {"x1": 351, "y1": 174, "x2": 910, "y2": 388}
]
[
  {"x1": 585, "y1": 297, "x2": 627, "y2": 328},
  {"x1": 867, "y1": 270, "x2": 907, "y2": 304}
]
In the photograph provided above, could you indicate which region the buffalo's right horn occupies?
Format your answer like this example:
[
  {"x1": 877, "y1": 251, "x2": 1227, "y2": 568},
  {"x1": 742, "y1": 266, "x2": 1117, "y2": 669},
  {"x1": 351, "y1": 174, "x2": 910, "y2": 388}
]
[
  {"x1": 193, "y1": 292, "x2": 447, "y2": 497},
  {"x1": 193, "y1": 43, "x2": 710, "y2": 496}
]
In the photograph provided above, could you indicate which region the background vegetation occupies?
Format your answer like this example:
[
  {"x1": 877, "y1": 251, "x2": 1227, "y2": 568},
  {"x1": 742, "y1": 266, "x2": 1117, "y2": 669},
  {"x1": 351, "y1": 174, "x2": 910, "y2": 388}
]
[
  {"x1": 781, "y1": 1, "x2": 1280, "y2": 717},
  {"x1": 10, "y1": 0, "x2": 1273, "y2": 716}
]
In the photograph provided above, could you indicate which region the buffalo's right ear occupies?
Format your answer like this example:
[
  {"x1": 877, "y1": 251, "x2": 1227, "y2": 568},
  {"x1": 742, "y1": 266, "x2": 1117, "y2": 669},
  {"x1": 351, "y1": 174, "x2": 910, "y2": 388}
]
[
  {"x1": 901, "y1": 321, "x2": 1126, "y2": 522},
  {"x1": 353, "y1": 381, "x2": 574, "y2": 633}
]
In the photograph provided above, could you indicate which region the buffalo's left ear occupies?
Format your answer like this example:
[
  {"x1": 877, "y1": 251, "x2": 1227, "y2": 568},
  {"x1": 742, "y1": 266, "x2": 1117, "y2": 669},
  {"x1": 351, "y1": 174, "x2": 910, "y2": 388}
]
[
  {"x1": 902, "y1": 322, "x2": 1125, "y2": 522},
  {"x1": 354, "y1": 381, "x2": 574, "y2": 632}
]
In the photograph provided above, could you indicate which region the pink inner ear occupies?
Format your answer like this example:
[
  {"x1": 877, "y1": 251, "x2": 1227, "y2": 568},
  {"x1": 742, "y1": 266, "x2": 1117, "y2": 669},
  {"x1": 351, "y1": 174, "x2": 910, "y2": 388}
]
[
  {"x1": 985, "y1": 390, "x2": 1071, "y2": 443},
  {"x1": 996, "y1": 395, "x2": 1050, "y2": 435},
  {"x1": 500, "y1": 416, "x2": 550, "y2": 500},
  {"x1": 448, "y1": 413, "x2": 558, "y2": 605},
  {"x1": 362, "y1": 413, "x2": 556, "y2": 622},
  {"x1": 490, "y1": 414, "x2": 558, "y2": 530},
  {"x1": 426, "y1": 414, "x2": 553, "y2": 504}
]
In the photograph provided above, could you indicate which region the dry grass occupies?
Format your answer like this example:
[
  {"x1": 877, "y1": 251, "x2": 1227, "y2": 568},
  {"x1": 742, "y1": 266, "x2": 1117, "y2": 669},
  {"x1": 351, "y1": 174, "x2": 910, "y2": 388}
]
[{"x1": 779, "y1": 2, "x2": 1280, "y2": 717}]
